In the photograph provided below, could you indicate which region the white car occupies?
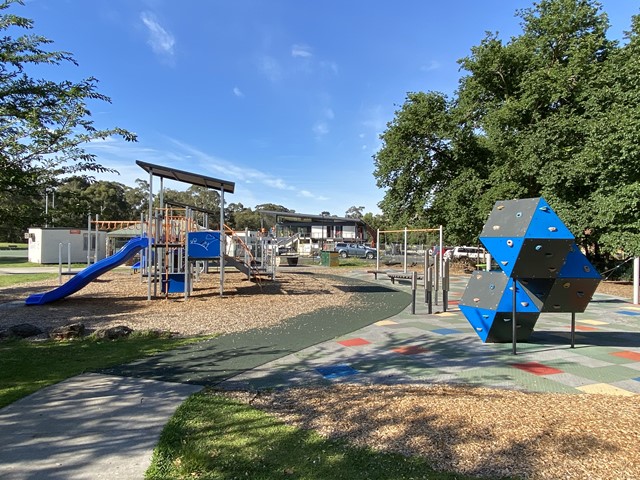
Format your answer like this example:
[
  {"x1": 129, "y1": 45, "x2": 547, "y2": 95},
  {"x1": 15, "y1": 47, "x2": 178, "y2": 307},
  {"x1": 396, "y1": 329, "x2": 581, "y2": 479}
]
[{"x1": 444, "y1": 246, "x2": 486, "y2": 260}]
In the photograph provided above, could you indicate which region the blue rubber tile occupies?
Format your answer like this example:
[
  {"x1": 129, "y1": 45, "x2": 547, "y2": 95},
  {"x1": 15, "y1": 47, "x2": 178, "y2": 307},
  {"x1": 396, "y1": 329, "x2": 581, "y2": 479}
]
[
  {"x1": 615, "y1": 310, "x2": 640, "y2": 316},
  {"x1": 315, "y1": 364, "x2": 359, "y2": 379},
  {"x1": 431, "y1": 328, "x2": 463, "y2": 335}
]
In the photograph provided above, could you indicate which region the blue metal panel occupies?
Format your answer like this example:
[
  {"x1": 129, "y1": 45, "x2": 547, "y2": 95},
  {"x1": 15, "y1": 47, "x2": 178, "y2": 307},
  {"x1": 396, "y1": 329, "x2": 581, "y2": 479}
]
[
  {"x1": 495, "y1": 278, "x2": 542, "y2": 313},
  {"x1": 523, "y1": 198, "x2": 574, "y2": 239},
  {"x1": 459, "y1": 306, "x2": 494, "y2": 342},
  {"x1": 479, "y1": 237, "x2": 525, "y2": 277},
  {"x1": 558, "y1": 243, "x2": 601, "y2": 279},
  {"x1": 187, "y1": 231, "x2": 221, "y2": 259}
]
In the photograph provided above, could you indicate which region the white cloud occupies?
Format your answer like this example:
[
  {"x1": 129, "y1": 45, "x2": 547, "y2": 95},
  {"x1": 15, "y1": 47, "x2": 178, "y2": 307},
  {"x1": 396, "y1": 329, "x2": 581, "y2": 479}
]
[
  {"x1": 319, "y1": 60, "x2": 339, "y2": 75},
  {"x1": 291, "y1": 44, "x2": 312, "y2": 58},
  {"x1": 323, "y1": 108, "x2": 335, "y2": 120},
  {"x1": 233, "y1": 87, "x2": 244, "y2": 97},
  {"x1": 140, "y1": 11, "x2": 175, "y2": 59},
  {"x1": 312, "y1": 122, "x2": 329, "y2": 137}
]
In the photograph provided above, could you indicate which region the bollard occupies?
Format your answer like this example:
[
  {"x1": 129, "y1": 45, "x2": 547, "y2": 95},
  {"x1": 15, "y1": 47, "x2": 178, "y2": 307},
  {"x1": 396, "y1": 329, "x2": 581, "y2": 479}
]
[
  {"x1": 411, "y1": 270, "x2": 417, "y2": 315},
  {"x1": 426, "y1": 265, "x2": 433, "y2": 314},
  {"x1": 442, "y1": 259, "x2": 450, "y2": 312}
]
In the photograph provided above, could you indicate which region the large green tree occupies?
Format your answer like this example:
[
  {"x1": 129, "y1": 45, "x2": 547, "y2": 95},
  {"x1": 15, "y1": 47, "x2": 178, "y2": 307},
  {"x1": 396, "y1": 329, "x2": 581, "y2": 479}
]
[
  {"x1": 374, "y1": 0, "x2": 640, "y2": 262},
  {"x1": 0, "y1": 0, "x2": 135, "y2": 240}
]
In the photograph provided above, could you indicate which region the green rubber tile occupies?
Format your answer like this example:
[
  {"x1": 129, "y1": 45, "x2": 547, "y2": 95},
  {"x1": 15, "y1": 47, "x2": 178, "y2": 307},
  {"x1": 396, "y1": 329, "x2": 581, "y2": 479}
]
[
  {"x1": 560, "y1": 364, "x2": 640, "y2": 383},
  {"x1": 100, "y1": 273, "x2": 412, "y2": 386}
]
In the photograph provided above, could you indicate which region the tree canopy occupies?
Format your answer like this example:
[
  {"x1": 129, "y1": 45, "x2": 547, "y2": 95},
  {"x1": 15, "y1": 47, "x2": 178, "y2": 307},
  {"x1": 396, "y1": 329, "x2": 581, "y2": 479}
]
[
  {"x1": 0, "y1": 0, "x2": 135, "y2": 240},
  {"x1": 373, "y1": 0, "x2": 640, "y2": 263}
]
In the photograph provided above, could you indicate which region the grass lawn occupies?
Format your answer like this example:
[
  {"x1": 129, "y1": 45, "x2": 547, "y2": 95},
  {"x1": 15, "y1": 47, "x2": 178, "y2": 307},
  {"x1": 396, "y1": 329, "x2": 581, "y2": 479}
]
[
  {"x1": 0, "y1": 272, "x2": 57, "y2": 287},
  {"x1": 0, "y1": 333, "x2": 208, "y2": 409},
  {"x1": 147, "y1": 392, "x2": 482, "y2": 480}
]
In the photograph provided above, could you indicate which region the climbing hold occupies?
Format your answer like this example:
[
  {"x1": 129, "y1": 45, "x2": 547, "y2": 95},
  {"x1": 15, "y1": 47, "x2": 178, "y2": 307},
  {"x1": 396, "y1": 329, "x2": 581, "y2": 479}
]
[
  {"x1": 539, "y1": 206, "x2": 549, "y2": 212},
  {"x1": 497, "y1": 205, "x2": 504, "y2": 210},
  {"x1": 553, "y1": 304, "x2": 561, "y2": 309},
  {"x1": 548, "y1": 266, "x2": 557, "y2": 272},
  {"x1": 548, "y1": 226, "x2": 557, "y2": 232},
  {"x1": 489, "y1": 284, "x2": 495, "y2": 290},
  {"x1": 516, "y1": 212, "x2": 522, "y2": 218},
  {"x1": 577, "y1": 291, "x2": 585, "y2": 298},
  {"x1": 473, "y1": 297, "x2": 480, "y2": 303},
  {"x1": 583, "y1": 266, "x2": 590, "y2": 273},
  {"x1": 506, "y1": 239, "x2": 513, "y2": 247},
  {"x1": 493, "y1": 225, "x2": 501, "y2": 231},
  {"x1": 521, "y1": 301, "x2": 529, "y2": 307},
  {"x1": 501, "y1": 260, "x2": 509, "y2": 266},
  {"x1": 563, "y1": 282, "x2": 571, "y2": 289},
  {"x1": 535, "y1": 245, "x2": 542, "y2": 251}
]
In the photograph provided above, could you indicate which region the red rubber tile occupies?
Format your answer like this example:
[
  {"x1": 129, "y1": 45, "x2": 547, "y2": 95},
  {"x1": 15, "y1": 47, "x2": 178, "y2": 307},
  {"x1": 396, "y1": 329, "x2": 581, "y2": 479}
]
[
  {"x1": 610, "y1": 351, "x2": 640, "y2": 362},
  {"x1": 512, "y1": 362, "x2": 563, "y2": 376},
  {"x1": 567, "y1": 325, "x2": 598, "y2": 332},
  {"x1": 392, "y1": 345, "x2": 428, "y2": 355},
  {"x1": 338, "y1": 338, "x2": 371, "y2": 347}
]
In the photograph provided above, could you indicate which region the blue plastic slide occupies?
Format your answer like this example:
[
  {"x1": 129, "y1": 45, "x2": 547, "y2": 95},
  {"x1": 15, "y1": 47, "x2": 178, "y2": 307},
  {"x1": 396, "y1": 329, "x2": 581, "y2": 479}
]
[{"x1": 25, "y1": 236, "x2": 151, "y2": 306}]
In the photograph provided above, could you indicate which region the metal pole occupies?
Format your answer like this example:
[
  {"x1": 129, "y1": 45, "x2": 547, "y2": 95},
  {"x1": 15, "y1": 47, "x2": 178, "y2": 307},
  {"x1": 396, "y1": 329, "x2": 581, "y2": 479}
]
[
  {"x1": 634, "y1": 257, "x2": 639, "y2": 305},
  {"x1": 219, "y1": 188, "x2": 225, "y2": 296},
  {"x1": 147, "y1": 169, "x2": 153, "y2": 300},
  {"x1": 512, "y1": 278, "x2": 518, "y2": 355},
  {"x1": 443, "y1": 258, "x2": 450, "y2": 312},
  {"x1": 570, "y1": 312, "x2": 576, "y2": 348},
  {"x1": 427, "y1": 264, "x2": 433, "y2": 314},
  {"x1": 376, "y1": 229, "x2": 380, "y2": 272},
  {"x1": 87, "y1": 212, "x2": 92, "y2": 266},
  {"x1": 403, "y1": 227, "x2": 408, "y2": 273},
  {"x1": 411, "y1": 271, "x2": 417, "y2": 314}
]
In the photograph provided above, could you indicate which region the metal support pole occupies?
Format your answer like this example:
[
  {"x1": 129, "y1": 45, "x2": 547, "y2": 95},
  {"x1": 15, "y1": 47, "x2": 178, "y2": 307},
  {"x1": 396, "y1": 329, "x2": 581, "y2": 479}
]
[
  {"x1": 426, "y1": 264, "x2": 433, "y2": 314},
  {"x1": 376, "y1": 229, "x2": 380, "y2": 272},
  {"x1": 411, "y1": 271, "x2": 417, "y2": 315},
  {"x1": 443, "y1": 258, "x2": 450, "y2": 313},
  {"x1": 403, "y1": 227, "x2": 408, "y2": 273},
  {"x1": 512, "y1": 279, "x2": 518, "y2": 355},
  {"x1": 87, "y1": 212, "x2": 92, "y2": 266},
  {"x1": 570, "y1": 312, "x2": 576, "y2": 348},
  {"x1": 219, "y1": 188, "x2": 225, "y2": 296},
  {"x1": 634, "y1": 257, "x2": 639, "y2": 305},
  {"x1": 147, "y1": 169, "x2": 153, "y2": 300}
]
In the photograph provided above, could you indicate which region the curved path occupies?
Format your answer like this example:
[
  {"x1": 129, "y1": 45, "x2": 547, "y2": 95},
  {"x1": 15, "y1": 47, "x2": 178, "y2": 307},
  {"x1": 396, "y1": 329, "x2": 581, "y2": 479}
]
[{"x1": 0, "y1": 273, "x2": 411, "y2": 480}]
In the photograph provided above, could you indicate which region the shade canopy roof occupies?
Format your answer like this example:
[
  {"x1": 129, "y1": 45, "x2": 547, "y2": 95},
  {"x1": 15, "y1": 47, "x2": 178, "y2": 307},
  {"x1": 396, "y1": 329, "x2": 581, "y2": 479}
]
[
  {"x1": 259, "y1": 210, "x2": 365, "y2": 225},
  {"x1": 136, "y1": 160, "x2": 235, "y2": 193}
]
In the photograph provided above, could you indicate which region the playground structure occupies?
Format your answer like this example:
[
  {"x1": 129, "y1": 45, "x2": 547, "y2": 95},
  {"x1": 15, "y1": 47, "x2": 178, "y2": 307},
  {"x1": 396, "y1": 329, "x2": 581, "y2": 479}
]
[
  {"x1": 369, "y1": 226, "x2": 449, "y2": 314},
  {"x1": 459, "y1": 197, "x2": 602, "y2": 353},
  {"x1": 25, "y1": 161, "x2": 279, "y2": 305}
]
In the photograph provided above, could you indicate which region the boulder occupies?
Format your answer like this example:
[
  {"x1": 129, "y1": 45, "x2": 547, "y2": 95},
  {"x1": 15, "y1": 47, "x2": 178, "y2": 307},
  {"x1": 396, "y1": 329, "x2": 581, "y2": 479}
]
[
  {"x1": 94, "y1": 325, "x2": 133, "y2": 340},
  {"x1": 50, "y1": 322, "x2": 86, "y2": 340},
  {"x1": 0, "y1": 323, "x2": 43, "y2": 340}
]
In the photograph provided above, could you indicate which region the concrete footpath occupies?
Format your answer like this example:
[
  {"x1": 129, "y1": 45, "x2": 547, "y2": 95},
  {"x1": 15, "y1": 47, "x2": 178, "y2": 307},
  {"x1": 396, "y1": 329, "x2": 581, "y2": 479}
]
[{"x1": 0, "y1": 374, "x2": 202, "y2": 480}]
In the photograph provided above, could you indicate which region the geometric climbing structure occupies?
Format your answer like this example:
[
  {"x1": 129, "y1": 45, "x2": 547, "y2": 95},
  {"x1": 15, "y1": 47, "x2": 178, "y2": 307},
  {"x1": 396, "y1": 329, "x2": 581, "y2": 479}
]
[{"x1": 459, "y1": 197, "x2": 601, "y2": 342}]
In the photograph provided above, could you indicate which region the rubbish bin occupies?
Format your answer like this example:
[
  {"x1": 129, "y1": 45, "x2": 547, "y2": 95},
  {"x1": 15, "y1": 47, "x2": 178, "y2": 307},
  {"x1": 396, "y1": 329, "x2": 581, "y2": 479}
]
[{"x1": 321, "y1": 251, "x2": 339, "y2": 267}]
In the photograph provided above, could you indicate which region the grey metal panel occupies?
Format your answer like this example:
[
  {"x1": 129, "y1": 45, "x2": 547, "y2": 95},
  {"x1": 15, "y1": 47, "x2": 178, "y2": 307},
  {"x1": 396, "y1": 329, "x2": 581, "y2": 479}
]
[
  {"x1": 460, "y1": 271, "x2": 509, "y2": 311},
  {"x1": 485, "y1": 312, "x2": 540, "y2": 343},
  {"x1": 480, "y1": 198, "x2": 540, "y2": 238},
  {"x1": 511, "y1": 238, "x2": 573, "y2": 279},
  {"x1": 515, "y1": 278, "x2": 550, "y2": 311},
  {"x1": 540, "y1": 278, "x2": 601, "y2": 313}
]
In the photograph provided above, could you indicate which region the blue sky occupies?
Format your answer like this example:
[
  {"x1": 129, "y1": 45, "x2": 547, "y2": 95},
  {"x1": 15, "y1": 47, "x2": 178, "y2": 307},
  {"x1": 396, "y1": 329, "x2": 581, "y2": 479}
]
[{"x1": 19, "y1": 0, "x2": 639, "y2": 216}]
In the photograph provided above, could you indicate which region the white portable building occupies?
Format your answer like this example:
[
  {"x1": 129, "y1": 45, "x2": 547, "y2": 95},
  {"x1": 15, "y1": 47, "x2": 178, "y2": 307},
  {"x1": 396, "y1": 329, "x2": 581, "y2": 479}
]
[{"x1": 27, "y1": 228, "x2": 107, "y2": 264}]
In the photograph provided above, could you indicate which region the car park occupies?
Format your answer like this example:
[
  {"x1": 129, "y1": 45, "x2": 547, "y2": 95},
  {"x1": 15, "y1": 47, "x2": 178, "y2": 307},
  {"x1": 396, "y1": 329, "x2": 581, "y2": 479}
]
[{"x1": 334, "y1": 242, "x2": 377, "y2": 259}]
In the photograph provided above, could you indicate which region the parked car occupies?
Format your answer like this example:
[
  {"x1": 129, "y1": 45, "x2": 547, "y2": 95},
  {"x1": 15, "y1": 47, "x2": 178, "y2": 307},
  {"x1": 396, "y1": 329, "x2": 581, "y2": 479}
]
[
  {"x1": 444, "y1": 246, "x2": 486, "y2": 261},
  {"x1": 334, "y1": 242, "x2": 377, "y2": 259}
]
